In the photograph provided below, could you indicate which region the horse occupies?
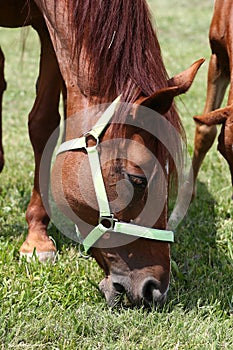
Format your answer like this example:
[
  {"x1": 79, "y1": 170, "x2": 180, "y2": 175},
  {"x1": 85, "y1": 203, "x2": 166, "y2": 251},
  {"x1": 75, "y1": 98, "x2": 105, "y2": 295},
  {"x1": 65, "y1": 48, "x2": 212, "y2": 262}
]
[
  {"x1": 1, "y1": 0, "x2": 203, "y2": 307},
  {"x1": 0, "y1": 1, "x2": 64, "y2": 260},
  {"x1": 192, "y1": 0, "x2": 233, "y2": 199}
]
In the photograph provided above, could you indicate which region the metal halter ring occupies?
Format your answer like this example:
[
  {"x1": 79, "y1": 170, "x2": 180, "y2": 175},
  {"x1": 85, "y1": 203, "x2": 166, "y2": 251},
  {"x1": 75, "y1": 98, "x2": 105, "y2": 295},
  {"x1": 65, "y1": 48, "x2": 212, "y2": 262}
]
[
  {"x1": 84, "y1": 131, "x2": 99, "y2": 149},
  {"x1": 78, "y1": 243, "x2": 91, "y2": 259}
]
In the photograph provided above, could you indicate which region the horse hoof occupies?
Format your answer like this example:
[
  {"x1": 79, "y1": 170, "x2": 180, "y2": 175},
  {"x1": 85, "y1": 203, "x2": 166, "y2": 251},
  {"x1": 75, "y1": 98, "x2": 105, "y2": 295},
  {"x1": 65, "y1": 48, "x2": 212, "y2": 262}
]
[
  {"x1": 20, "y1": 250, "x2": 56, "y2": 263},
  {"x1": 19, "y1": 235, "x2": 57, "y2": 263}
]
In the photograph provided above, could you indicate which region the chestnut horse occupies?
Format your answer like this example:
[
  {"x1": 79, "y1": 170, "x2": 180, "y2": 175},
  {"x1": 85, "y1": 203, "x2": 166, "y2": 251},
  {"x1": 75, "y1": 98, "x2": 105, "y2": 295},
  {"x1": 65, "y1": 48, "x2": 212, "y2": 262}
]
[
  {"x1": 1, "y1": 0, "x2": 202, "y2": 306},
  {"x1": 192, "y1": 0, "x2": 233, "y2": 198}
]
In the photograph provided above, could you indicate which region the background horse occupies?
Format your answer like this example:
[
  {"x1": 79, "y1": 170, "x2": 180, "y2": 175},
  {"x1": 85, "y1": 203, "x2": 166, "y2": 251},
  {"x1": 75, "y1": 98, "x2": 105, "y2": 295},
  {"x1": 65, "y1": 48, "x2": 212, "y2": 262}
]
[
  {"x1": 192, "y1": 0, "x2": 233, "y2": 199},
  {"x1": 1, "y1": 0, "x2": 202, "y2": 306},
  {"x1": 0, "y1": 1, "x2": 64, "y2": 260}
]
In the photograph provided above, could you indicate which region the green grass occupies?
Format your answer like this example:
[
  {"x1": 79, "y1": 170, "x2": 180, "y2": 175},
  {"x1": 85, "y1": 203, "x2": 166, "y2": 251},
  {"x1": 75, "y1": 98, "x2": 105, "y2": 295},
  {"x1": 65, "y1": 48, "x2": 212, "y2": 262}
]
[{"x1": 0, "y1": 1, "x2": 233, "y2": 349}]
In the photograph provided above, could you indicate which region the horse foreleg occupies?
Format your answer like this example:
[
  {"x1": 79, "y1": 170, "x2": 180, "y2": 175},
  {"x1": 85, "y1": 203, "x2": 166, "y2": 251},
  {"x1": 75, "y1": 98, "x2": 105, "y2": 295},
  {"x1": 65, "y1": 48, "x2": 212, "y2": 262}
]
[
  {"x1": 0, "y1": 47, "x2": 7, "y2": 172},
  {"x1": 192, "y1": 52, "x2": 229, "y2": 197},
  {"x1": 19, "y1": 23, "x2": 63, "y2": 262}
]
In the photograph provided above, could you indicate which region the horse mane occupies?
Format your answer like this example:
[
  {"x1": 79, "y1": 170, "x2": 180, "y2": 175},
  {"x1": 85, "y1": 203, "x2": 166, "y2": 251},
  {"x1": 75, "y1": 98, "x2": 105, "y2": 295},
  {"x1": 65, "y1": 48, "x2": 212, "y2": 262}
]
[
  {"x1": 69, "y1": 0, "x2": 183, "y2": 129},
  {"x1": 70, "y1": 1, "x2": 165, "y2": 95},
  {"x1": 68, "y1": 0, "x2": 184, "y2": 199}
]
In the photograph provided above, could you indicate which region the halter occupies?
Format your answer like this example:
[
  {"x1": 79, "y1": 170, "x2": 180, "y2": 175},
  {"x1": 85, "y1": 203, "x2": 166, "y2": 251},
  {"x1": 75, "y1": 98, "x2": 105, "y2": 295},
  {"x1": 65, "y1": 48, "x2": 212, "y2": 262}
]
[{"x1": 56, "y1": 96, "x2": 174, "y2": 252}]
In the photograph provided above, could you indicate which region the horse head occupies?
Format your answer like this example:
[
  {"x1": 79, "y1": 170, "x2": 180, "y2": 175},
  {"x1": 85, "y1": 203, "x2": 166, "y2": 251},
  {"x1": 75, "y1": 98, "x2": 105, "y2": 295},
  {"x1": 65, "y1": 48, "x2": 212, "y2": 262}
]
[{"x1": 51, "y1": 60, "x2": 203, "y2": 307}]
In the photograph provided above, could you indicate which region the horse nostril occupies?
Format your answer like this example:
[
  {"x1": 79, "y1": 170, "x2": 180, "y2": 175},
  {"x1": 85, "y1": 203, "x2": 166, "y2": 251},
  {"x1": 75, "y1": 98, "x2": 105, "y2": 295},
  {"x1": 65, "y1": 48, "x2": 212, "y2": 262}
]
[
  {"x1": 113, "y1": 282, "x2": 125, "y2": 294},
  {"x1": 141, "y1": 278, "x2": 162, "y2": 305}
]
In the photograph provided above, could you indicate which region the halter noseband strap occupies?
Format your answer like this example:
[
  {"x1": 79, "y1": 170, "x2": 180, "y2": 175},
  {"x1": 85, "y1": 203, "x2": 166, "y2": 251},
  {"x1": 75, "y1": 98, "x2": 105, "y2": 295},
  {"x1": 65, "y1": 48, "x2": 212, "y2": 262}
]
[{"x1": 56, "y1": 96, "x2": 174, "y2": 252}]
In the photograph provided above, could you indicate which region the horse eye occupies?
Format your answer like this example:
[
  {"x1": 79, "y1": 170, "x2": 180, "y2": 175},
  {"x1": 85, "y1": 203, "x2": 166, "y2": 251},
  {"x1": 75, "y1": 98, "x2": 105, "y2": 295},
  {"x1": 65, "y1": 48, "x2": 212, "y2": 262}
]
[{"x1": 126, "y1": 173, "x2": 147, "y2": 189}]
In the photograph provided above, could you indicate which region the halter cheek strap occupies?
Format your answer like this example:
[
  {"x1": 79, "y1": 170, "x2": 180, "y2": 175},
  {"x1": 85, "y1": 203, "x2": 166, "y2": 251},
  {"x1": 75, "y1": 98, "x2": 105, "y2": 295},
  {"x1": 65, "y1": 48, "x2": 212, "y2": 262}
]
[{"x1": 56, "y1": 96, "x2": 174, "y2": 252}]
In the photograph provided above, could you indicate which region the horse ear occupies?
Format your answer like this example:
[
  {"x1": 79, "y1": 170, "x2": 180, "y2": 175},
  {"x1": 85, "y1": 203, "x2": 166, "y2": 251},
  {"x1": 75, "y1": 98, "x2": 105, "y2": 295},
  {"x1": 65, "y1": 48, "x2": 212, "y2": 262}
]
[
  {"x1": 193, "y1": 105, "x2": 232, "y2": 126},
  {"x1": 138, "y1": 59, "x2": 205, "y2": 115},
  {"x1": 139, "y1": 86, "x2": 180, "y2": 114},
  {"x1": 168, "y1": 58, "x2": 205, "y2": 94}
]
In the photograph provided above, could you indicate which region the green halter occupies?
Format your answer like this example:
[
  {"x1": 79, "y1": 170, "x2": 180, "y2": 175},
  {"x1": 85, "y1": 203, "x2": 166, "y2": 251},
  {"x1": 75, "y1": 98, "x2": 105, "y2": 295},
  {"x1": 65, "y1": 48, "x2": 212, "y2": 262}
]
[{"x1": 56, "y1": 96, "x2": 174, "y2": 252}]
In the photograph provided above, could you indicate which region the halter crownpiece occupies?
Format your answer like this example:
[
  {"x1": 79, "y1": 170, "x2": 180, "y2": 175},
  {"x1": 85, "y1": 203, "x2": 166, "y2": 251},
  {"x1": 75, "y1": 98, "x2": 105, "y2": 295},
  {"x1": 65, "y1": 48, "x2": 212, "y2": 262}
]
[{"x1": 56, "y1": 96, "x2": 174, "y2": 252}]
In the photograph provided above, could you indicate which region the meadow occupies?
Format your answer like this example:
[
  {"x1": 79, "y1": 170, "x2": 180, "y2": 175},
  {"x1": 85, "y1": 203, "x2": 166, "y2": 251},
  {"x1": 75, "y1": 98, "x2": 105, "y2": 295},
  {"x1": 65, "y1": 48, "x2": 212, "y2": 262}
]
[{"x1": 0, "y1": 0, "x2": 232, "y2": 349}]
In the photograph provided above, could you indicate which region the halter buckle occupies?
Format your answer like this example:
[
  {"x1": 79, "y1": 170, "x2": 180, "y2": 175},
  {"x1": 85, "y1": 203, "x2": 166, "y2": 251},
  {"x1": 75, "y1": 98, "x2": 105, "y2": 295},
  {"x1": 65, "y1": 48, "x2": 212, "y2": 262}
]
[{"x1": 99, "y1": 214, "x2": 116, "y2": 230}]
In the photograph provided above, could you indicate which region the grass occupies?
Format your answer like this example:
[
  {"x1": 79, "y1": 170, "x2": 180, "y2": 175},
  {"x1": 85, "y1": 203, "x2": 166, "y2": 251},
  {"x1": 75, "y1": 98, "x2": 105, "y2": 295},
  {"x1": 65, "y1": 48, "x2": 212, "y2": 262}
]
[{"x1": 0, "y1": 1, "x2": 233, "y2": 349}]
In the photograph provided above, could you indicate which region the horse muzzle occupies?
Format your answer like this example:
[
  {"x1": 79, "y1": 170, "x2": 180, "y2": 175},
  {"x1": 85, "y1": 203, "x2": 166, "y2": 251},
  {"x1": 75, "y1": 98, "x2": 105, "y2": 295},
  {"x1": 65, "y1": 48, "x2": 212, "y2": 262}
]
[{"x1": 99, "y1": 274, "x2": 168, "y2": 308}]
